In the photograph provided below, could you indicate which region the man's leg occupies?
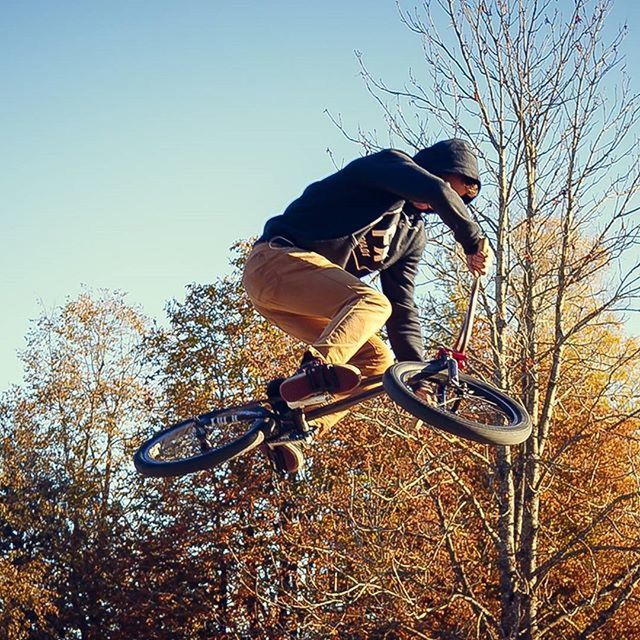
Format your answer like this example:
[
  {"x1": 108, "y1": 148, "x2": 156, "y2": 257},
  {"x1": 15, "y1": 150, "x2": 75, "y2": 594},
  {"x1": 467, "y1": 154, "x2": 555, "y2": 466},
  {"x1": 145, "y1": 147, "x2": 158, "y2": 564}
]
[{"x1": 243, "y1": 243, "x2": 392, "y2": 365}]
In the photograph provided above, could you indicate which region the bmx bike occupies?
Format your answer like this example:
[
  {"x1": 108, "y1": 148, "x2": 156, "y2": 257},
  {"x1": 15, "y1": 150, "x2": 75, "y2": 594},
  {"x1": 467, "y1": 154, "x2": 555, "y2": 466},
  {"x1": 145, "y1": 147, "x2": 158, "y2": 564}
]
[{"x1": 134, "y1": 279, "x2": 532, "y2": 478}]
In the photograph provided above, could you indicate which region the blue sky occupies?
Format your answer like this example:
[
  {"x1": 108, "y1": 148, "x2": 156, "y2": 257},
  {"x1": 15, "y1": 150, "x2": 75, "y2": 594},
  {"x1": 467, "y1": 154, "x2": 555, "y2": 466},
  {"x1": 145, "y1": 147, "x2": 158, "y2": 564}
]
[{"x1": 1, "y1": 1, "x2": 639, "y2": 390}]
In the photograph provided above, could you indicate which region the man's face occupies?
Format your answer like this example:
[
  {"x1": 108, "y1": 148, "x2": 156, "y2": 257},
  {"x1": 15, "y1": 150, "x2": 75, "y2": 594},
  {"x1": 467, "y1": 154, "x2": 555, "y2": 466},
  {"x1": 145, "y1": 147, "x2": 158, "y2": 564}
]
[
  {"x1": 411, "y1": 173, "x2": 477, "y2": 210},
  {"x1": 441, "y1": 173, "x2": 471, "y2": 198}
]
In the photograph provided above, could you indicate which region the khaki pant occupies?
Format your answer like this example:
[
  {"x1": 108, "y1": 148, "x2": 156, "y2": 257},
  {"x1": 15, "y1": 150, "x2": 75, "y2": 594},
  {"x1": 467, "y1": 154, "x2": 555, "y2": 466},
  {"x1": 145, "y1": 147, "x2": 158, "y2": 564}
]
[{"x1": 242, "y1": 241, "x2": 394, "y2": 435}]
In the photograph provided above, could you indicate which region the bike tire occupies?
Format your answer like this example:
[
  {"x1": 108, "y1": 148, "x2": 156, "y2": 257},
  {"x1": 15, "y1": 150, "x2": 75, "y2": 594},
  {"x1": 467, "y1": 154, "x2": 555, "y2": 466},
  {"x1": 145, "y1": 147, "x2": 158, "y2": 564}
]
[
  {"x1": 134, "y1": 406, "x2": 272, "y2": 478},
  {"x1": 383, "y1": 362, "x2": 532, "y2": 446}
]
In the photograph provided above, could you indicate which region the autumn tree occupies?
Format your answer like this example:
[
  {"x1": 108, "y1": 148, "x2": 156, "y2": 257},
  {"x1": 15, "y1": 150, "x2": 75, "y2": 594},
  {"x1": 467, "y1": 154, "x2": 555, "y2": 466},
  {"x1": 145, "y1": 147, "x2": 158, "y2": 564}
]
[
  {"x1": 3, "y1": 247, "x2": 636, "y2": 639},
  {"x1": 0, "y1": 291, "x2": 156, "y2": 638}
]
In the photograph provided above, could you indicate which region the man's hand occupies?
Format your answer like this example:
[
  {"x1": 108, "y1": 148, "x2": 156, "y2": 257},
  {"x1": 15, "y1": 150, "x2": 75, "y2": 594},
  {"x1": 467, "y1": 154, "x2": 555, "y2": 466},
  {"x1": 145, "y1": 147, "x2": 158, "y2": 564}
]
[{"x1": 466, "y1": 237, "x2": 493, "y2": 276}]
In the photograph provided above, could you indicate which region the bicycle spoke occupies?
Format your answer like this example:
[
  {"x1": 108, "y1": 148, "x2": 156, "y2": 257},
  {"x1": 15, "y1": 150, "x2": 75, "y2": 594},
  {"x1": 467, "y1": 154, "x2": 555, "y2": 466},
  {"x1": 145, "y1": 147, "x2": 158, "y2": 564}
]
[
  {"x1": 134, "y1": 404, "x2": 274, "y2": 477},
  {"x1": 411, "y1": 378, "x2": 511, "y2": 427},
  {"x1": 148, "y1": 416, "x2": 259, "y2": 463}
]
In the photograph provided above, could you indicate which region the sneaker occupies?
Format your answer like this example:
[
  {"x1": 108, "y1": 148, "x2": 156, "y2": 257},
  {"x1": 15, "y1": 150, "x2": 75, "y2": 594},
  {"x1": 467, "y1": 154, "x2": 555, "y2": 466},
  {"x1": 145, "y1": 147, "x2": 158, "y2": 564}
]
[
  {"x1": 279, "y1": 357, "x2": 361, "y2": 408},
  {"x1": 260, "y1": 440, "x2": 306, "y2": 474}
]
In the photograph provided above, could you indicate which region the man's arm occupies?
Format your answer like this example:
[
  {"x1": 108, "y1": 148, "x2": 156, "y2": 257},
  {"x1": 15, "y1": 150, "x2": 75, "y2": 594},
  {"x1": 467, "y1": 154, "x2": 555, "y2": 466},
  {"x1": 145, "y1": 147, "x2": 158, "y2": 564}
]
[
  {"x1": 379, "y1": 242, "x2": 425, "y2": 363},
  {"x1": 349, "y1": 149, "x2": 483, "y2": 254}
]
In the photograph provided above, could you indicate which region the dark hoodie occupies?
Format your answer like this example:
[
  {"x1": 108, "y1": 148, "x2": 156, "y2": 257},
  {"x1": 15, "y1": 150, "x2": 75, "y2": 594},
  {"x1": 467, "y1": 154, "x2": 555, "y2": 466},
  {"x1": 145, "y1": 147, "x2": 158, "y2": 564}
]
[{"x1": 257, "y1": 139, "x2": 483, "y2": 361}]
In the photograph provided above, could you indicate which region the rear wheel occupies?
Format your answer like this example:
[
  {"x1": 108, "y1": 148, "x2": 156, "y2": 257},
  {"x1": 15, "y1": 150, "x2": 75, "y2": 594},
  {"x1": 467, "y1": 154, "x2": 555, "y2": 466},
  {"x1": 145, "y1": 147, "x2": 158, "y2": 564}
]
[
  {"x1": 134, "y1": 406, "x2": 272, "y2": 478},
  {"x1": 383, "y1": 362, "x2": 532, "y2": 446}
]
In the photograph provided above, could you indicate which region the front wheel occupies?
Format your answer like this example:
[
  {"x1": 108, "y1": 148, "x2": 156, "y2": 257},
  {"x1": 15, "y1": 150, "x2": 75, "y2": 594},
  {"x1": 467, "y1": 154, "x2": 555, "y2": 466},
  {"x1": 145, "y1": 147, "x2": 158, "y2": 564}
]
[
  {"x1": 383, "y1": 362, "x2": 532, "y2": 446},
  {"x1": 134, "y1": 406, "x2": 272, "y2": 478}
]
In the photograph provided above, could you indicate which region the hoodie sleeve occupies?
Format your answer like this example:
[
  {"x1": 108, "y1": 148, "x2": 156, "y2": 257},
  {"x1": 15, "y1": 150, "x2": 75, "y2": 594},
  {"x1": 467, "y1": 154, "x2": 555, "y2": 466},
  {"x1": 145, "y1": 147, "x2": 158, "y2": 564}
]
[
  {"x1": 379, "y1": 237, "x2": 425, "y2": 362},
  {"x1": 349, "y1": 149, "x2": 483, "y2": 254}
]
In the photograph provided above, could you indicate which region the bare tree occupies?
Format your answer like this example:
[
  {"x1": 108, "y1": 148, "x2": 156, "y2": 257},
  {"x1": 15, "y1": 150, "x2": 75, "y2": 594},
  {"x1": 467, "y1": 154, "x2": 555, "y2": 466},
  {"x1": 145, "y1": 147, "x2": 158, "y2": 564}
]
[{"x1": 326, "y1": 0, "x2": 640, "y2": 637}]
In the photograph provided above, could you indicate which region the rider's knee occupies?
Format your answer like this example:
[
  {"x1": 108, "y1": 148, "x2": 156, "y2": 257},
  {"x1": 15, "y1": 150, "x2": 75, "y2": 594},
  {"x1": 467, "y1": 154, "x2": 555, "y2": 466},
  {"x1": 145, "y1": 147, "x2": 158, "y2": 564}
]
[{"x1": 365, "y1": 289, "x2": 392, "y2": 321}]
